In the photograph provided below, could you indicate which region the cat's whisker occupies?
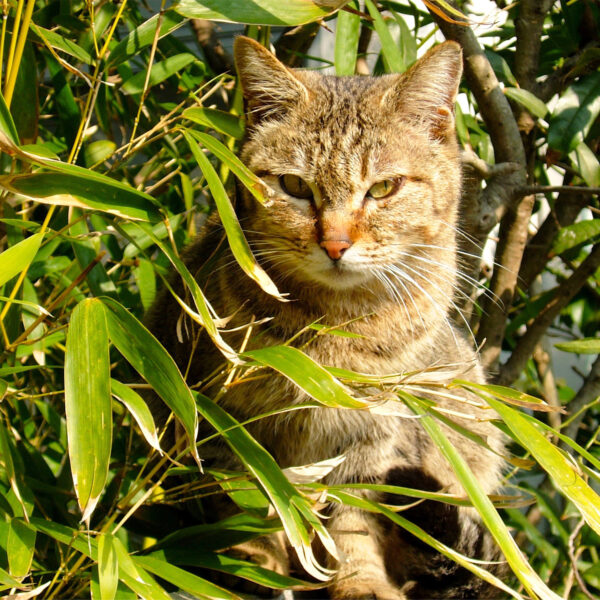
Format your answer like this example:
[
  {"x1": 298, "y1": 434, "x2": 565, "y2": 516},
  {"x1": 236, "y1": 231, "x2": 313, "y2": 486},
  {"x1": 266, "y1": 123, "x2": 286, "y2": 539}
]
[
  {"x1": 384, "y1": 264, "x2": 460, "y2": 351},
  {"x1": 372, "y1": 269, "x2": 416, "y2": 343}
]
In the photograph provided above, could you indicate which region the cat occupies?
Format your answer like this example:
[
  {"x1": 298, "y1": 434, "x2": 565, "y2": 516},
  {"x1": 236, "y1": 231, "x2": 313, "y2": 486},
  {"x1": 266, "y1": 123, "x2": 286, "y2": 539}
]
[{"x1": 146, "y1": 36, "x2": 506, "y2": 599}]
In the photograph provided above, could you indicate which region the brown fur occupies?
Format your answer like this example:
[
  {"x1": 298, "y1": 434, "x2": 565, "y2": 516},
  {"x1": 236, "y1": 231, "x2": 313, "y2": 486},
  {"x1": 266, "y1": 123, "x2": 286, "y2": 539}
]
[{"x1": 146, "y1": 37, "x2": 505, "y2": 599}]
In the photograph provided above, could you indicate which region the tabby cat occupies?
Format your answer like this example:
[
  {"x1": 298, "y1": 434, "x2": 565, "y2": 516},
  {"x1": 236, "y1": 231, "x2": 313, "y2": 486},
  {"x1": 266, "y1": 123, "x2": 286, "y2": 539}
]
[{"x1": 146, "y1": 36, "x2": 505, "y2": 599}]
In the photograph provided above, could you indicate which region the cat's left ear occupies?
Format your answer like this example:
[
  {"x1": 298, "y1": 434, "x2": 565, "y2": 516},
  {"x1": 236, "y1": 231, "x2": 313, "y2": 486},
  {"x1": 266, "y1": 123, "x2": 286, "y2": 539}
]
[{"x1": 384, "y1": 41, "x2": 463, "y2": 141}]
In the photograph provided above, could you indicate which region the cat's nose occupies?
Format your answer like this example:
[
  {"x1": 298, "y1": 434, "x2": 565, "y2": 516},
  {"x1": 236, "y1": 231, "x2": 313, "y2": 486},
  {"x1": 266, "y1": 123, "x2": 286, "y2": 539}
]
[{"x1": 320, "y1": 240, "x2": 352, "y2": 261}]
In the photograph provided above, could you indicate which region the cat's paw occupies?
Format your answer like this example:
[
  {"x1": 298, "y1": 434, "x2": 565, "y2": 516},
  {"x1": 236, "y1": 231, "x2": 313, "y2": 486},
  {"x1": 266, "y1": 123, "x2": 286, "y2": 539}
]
[{"x1": 329, "y1": 579, "x2": 406, "y2": 600}]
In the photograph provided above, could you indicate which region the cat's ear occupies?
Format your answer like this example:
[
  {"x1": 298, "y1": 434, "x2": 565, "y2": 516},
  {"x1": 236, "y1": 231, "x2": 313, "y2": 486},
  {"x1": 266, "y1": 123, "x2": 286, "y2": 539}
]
[
  {"x1": 384, "y1": 41, "x2": 463, "y2": 140},
  {"x1": 234, "y1": 36, "x2": 310, "y2": 126}
]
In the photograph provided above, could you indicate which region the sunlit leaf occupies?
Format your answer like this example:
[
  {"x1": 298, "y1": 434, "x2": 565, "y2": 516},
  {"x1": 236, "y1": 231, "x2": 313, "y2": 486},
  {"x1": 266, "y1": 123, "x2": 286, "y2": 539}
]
[
  {"x1": 173, "y1": 0, "x2": 344, "y2": 25},
  {"x1": 504, "y1": 87, "x2": 548, "y2": 119},
  {"x1": 111, "y1": 379, "x2": 162, "y2": 453},
  {"x1": 551, "y1": 220, "x2": 600, "y2": 256},
  {"x1": 122, "y1": 53, "x2": 198, "y2": 96},
  {"x1": 101, "y1": 296, "x2": 199, "y2": 463},
  {"x1": 97, "y1": 533, "x2": 118, "y2": 600},
  {"x1": 184, "y1": 107, "x2": 245, "y2": 139},
  {"x1": 0, "y1": 233, "x2": 43, "y2": 287},
  {"x1": 64, "y1": 298, "x2": 112, "y2": 522},
  {"x1": 7, "y1": 518, "x2": 35, "y2": 577},
  {"x1": 335, "y1": 1, "x2": 360, "y2": 76},
  {"x1": 184, "y1": 131, "x2": 286, "y2": 301},
  {"x1": 365, "y1": 0, "x2": 405, "y2": 73},
  {"x1": 555, "y1": 337, "x2": 600, "y2": 354},
  {"x1": 243, "y1": 345, "x2": 368, "y2": 409},
  {"x1": 548, "y1": 72, "x2": 600, "y2": 153}
]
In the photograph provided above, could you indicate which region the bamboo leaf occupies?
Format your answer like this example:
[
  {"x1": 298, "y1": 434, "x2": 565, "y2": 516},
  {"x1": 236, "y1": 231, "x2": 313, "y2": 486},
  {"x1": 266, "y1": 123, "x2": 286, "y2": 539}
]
[
  {"x1": 124, "y1": 221, "x2": 239, "y2": 363},
  {"x1": 84, "y1": 140, "x2": 116, "y2": 167},
  {"x1": 184, "y1": 131, "x2": 286, "y2": 301},
  {"x1": 64, "y1": 298, "x2": 112, "y2": 522},
  {"x1": 403, "y1": 393, "x2": 562, "y2": 600},
  {"x1": 97, "y1": 533, "x2": 118, "y2": 600},
  {"x1": 335, "y1": 1, "x2": 360, "y2": 76},
  {"x1": 0, "y1": 233, "x2": 43, "y2": 287},
  {"x1": 101, "y1": 296, "x2": 199, "y2": 464},
  {"x1": 183, "y1": 107, "x2": 245, "y2": 139},
  {"x1": 194, "y1": 392, "x2": 336, "y2": 581},
  {"x1": 106, "y1": 11, "x2": 186, "y2": 67},
  {"x1": 7, "y1": 518, "x2": 35, "y2": 577},
  {"x1": 173, "y1": 0, "x2": 344, "y2": 25},
  {"x1": 186, "y1": 129, "x2": 269, "y2": 204},
  {"x1": 111, "y1": 379, "x2": 162, "y2": 454},
  {"x1": 134, "y1": 554, "x2": 239, "y2": 599},
  {"x1": 0, "y1": 91, "x2": 19, "y2": 144},
  {"x1": 243, "y1": 345, "x2": 368, "y2": 409},
  {"x1": 30, "y1": 23, "x2": 93, "y2": 64},
  {"x1": 486, "y1": 396, "x2": 600, "y2": 538},
  {"x1": 122, "y1": 53, "x2": 198, "y2": 96},
  {"x1": 365, "y1": 0, "x2": 405, "y2": 73}
]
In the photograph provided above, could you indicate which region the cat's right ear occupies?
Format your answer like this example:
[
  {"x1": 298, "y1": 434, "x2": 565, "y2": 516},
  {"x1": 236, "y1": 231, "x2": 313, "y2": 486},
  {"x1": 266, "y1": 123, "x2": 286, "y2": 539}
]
[{"x1": 234, "y1": 36, "x2": 310, "y2": 126}]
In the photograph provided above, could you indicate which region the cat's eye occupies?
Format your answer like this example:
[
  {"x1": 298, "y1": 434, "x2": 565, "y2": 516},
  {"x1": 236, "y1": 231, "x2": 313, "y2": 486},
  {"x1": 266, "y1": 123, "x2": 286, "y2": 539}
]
[
  {"x1": 367, "y1": 177, "x2": 405, "y2": 200},
  {"x1": 279, "y1": 174, "x2": 313, "y2": 200}
]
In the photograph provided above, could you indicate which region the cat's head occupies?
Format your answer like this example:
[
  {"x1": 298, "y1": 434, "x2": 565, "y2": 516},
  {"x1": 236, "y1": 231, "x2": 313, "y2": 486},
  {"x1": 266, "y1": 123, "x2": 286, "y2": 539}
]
[{"x1": 233, "y1": 36, "x2": 463, "y2": 304}]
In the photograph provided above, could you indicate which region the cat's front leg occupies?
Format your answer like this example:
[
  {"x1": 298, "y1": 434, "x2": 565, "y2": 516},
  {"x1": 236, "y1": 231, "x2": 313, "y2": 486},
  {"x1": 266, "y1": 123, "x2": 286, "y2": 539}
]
[{"x1": 327, "y1": 505, "x2": 406, "y2": 600}]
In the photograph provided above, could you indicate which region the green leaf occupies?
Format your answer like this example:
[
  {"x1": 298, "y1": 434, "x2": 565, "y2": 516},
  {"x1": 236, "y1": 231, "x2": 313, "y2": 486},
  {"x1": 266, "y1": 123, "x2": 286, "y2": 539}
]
[
  {"x1": 184, "y1": 131, "x2": 285, "y2": 301},
  {"x1": 485, "y1": 396, "x2": 600, "y2": 538},
  {"x1": 0, "y1": 91, "x2": 19, "y2": 144},
  {"x1": 7, "y1": 518, "x2": 35, "y2": 577},
  {"x1": 97, "y1": 533, "x2": 118, "y2": 600},
  {"x1": 135, "y1": 554, "x2": 238, "y2": 600},
  {"x1": 551, "y1": 220, "x2": 600, "y2": 255},
  {"x1": 133, "y1": 257, "x2": 156, "y2": 311},
  {"x1": 64, "y1": 298, "x2": 112, "y2": 522},
  {"x1": 124, "y1": 221, "x2": 239, "y2": 363},
  {"x1": 243, "y1": 345, "x2": 368, "y2": 409},
  {"x1": 84, "y1": 140, "x2": 117, "y2": 167},
  {"x1": 122, "y1": 53, "x2": 198, "y2": 96},
  {"x1": 555, "y1": 337, "x2": 600, "y2": 354},
  {"x1": 335, "y1": 2, "x2": 360, "y2": 76},
  {"x1": 403, "y1": 393, "x2": 562, "y2": 600},
  {"x1": 548, "y1": 72, "x2": 600, "y2": 154},
  {"x1": 484, "y1": 50, "x2": 518, "y2": 86},
  {"x1": 183, "y1": 107, "x2": 245, "y2": 139},
  {"x1": 30, "y1": 23, "x2": 93, "y2": 64},
  {"x1": 0, "y1": 134, "x2": 161, "y2": 222},
  {"x1": 101, "y1": 296, "x2": 198, "y2": 463},
  {"x1": 173, "y1": 0, "x2": 342, "y2": 25},
  {"x1": 111, "y1": 379, "x2": 162, "y2": 453},
  {"x1": 365, "y1": 0, "x2": 405, "y2": 73},
  {"x1": 391, "y1": 9, "x2": 417, "y2": 68},
  {"x1": 0, "y1": 232, "x2": 43, "y2": 287},
  {"x1": 0, "y1": 172, "x2": 160, "y2": 222},
  {"x1": 504, "y1": 87, "x2": 547, "y2": 119},
  {"x1": 194, "y1": 392, "x2": 335, "y2": 581},
  {"x1": 186, "y1": 130, "x2": 269, "y2": 204},
  {"x1": 106, "y1": 11, "x2": 186, "y2": 67},
  {"x1": 571, "y1": 142, "x2": 600, "y2": 187}
]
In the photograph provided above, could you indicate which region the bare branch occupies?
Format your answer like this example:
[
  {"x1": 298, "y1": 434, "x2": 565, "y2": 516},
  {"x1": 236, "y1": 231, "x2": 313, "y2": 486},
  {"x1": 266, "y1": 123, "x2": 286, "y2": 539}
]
[
  {"x1": 518, "y1": 186, "x2": 589, "y2": 292},
  {"x1": 497, "y1": 244, "x2": 600, "y2": 385}
]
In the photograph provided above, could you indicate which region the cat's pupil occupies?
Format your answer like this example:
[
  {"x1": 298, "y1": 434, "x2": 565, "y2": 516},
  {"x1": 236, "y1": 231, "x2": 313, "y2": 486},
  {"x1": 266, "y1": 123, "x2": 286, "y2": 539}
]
[
  {"x1": 279, "y1": 174, "x2": 313, "y2": 200},
  {"x1": 368, "y1": 178, "x2": 403, "y2": 199}
]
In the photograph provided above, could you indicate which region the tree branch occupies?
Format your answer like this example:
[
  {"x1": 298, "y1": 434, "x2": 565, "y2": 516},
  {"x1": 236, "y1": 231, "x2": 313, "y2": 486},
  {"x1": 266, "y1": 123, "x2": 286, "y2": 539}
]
[
  {"x1": 189, "y1": 20, "x2": 234, "y2": 75},
  {"x1": 497, "y1": 244, "x2": 600, "y2": 385}
]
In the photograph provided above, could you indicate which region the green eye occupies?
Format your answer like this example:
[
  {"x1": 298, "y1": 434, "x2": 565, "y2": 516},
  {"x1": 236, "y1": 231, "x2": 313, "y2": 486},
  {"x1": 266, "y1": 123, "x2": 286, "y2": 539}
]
[
  {"x1": 279, "y1": 174, "x2": 313, "y2": 199},
  {"x1": 367, "y1": 177, "x2": 404, "y2": 200}
]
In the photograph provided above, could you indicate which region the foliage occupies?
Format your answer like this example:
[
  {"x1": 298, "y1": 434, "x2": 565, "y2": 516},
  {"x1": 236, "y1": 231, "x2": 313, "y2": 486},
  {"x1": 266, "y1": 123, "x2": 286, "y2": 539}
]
[{"x1": 0, "y1": 1, "x2": 599, "y2": 599}]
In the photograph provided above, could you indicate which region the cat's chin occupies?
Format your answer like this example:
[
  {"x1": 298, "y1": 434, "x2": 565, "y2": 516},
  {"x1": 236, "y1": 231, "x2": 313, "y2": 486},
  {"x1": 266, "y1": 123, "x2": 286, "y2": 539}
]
[{"x1": 301, "y1": 263, "x2": 372, "y2": 291}]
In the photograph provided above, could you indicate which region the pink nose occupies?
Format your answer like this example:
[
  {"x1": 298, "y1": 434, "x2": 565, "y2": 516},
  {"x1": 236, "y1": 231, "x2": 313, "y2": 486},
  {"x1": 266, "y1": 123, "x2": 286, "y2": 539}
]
[{"x1": 320, "y1": 240, "x2": 352, "y2": 260}]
